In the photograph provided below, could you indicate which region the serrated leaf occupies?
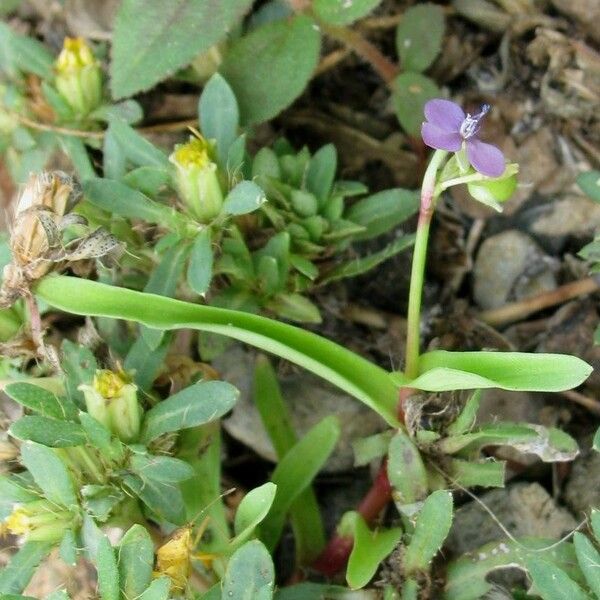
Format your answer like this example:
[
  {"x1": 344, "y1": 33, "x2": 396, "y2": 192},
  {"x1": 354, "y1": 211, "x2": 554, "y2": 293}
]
[
  {"x1": 232, "y1": 482, "x2": 277, "y2": 547},
  {"x1": 346, "y1": 513, "x2": 402, "y2": 589},
  {"x1": 526, "y1": 557, "x2": 589, "y2": 600},
  {"x1": 0, "y1": 541, "x2": 53, "y2": 594},
  {"x1": 141, "y1": 380, "x2": 238, "y2": 443},
  {"x1": 10, "y1": 416, "x2": 87, "y2": 447},
  {"x1": 199, "y1": 73, "x2": 239, "y2": 167},
  {"x1": 346, "y1": 188, "x2": 419, "y2": 241},
  {"x1": 403, "y1": 490, "x2": 453, "y2": 574},
  {"x1": 223, "y1": 180, "x2": 266, "y2": 215},
  {"x1": 313, "y1": 0, "x2": 382, "y2": 25},
  {"x1": 117, "y1": 525, "x2": 154, "y2": 599},
  {"x1": 393, "y1": 72, "x2": 440, "y2": 136},
  {"x1": 397, "y1": 350, "x2": 593, "y2": 392},
  {"x1": 387, "y1": 431, "x2": 428, "y2": 505},
  {"x1": 396, "y1": 4, "x2": 445, "y2": 72},
  {"x1": 220, "y1": 15, "x2": 321, "y2": 125},
  {"x1": 4, "y1": 382, "x2": 78, "y2": 421},
  {"x1": 20, "y1": 442, "x2": 76, "y2": 507},
  {"x1": 222, "y1": 540, "x2": 275, "y2": 600},
  {"x1": 111, "y1": 0, "x2": 253, "y2": 98},
  {"x1": 260, "y1": 416, "x2": 340, "y2": 551}
]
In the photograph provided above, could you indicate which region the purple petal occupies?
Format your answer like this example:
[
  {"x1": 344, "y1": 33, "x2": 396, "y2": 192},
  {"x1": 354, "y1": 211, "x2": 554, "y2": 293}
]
[
  {"x1": 424, "y1": 99, "x2": 465, "y2": 132},
  {"x1": 421, "y1": 122, "x2": 463, "y2": 152},
  {"x1": 466, "y1": 139, "x2": 505, "y2": 177}
]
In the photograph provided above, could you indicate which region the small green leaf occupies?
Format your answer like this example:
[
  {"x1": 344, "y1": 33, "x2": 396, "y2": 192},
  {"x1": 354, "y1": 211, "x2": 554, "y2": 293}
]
[
  {"x1": 352, "y1": 431, "x2": 393, "y2": 467},
  {"x1": 59, "y1": 530, "x2": 78, "y2": 566},
  {"x1": 268, "y1": 293, "x2": 322, "y2": 324},
  {"x1": 90, "y1": 100, "x2": 144, "y2": 124},
  {"x1": 577, "y1": 170, "x2": 600, "y2": 203},
  {"x1": 260, "y1": 416, "x2": 340, "y2": 551},
  {"x1": 306, "y1": 144, "x2": 337, "y2": 204},
  {"x1": 111, "y1": 0, "x2": 253, "y2": 98},
  {"x1": 526, "y1": 557, "x2": 589, "y2": 600},
  {"x1": 222, "y1": 540, "x2": 275, "y2": 600},
  {"x1": 574, "y1": 532, "x2": 600, "y2": 597},
  {"x1": 447, "y1": 458, "x2": 505, "y2": 488},
  {"x1": 232, "y1": 482, "x2": 277, "y2": 547},
  {"x1": 403, "y1": 490, "x2": 453, "y2": 574},
  {"x1": 396, "y1": 4, "x2": 445, "y2": 72},
  {"x1": 129, "y1": 453, "x2": 195, "y2": 483},
  {"x1": 223, "y1": 181, "x2": 266, "y2": 215},
  {"x1": 141, "y1": 380, "x2": 239, "y2": 443},
  {"x1": 138, "y1": 577, "x2": 171, "y2": 600},
  {"x1": 346, "y1": 513, "x2": 402, "y2": 589},
  {"x1": 313, "y1": 0, "x2": 382, "y2": 25},
  {"x1": 0, "y1": 541, "x2": 53, "y2": 594},
  {"x1": 125, "y1": 471, "x2": 187, "y2": 524},
  {"x1": 387, "y1": 432, "x2": 428, "y2": 505},
  {"x1": 117, "y1": 525, "x2": 154, "y2": 599},
  {"x1": 96, "y1": 535, "x2": 120, "y2": 600},
  {"x1": 393, "y1": 72, "x2": 440, "y2": 136},
  {"x1": 199, "y1": 73, "x2": 240, "y2": 167},
  {"x1": 467, "y1": 172, "x2": 517, "y2": 211},
  {"x1": 0, "y1": 23, "x2": 53, "y2": 79},
  {"x1": 346, "y1": 188, "x2": 419, "y2": 241},
  {"x1": 220, "y1": 15, "x2": 321, "y2": 125},
  {"x1": 4, "y1": 382, "x2": 78, "y2": 420},
  {"x1": 10, "y1": 416, "x2": 87, "y2": 447},
  {"x1": 20, "y1": 442, "x2": 77, "y2": 507}
]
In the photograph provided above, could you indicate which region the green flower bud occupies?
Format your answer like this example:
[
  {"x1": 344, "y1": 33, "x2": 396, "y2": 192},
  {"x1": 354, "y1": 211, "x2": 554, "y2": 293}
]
[
  {"x1": 54, "y1": 37, "x2": 102, "y2": 116},
  {"x1": 2, "y1": 500, "x2": 77, "y2": 542},
  {"x1": 169, "y1": 135, "x2": 224, "y2": 223},
  {"x1": 80, "y1": 370, "x2": 140, "y2": 443}
]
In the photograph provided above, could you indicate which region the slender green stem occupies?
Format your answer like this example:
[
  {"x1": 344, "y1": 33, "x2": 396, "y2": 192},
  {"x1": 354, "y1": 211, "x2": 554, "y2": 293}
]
[{"x1": 404, "y1": 150, "x2": 447, "y2": 380}]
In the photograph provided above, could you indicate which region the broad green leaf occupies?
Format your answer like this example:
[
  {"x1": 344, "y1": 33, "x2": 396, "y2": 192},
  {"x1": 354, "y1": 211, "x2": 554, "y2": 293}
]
[
  {"x1": 393, "y1": 72, "x2": 439, "y2": 136},
  {"x1": 139, "y1": 577, "x2": 171, "y2": 600},
  {"x1": 253, "y1": 355, "x2": 326, "y2": 563},
  {"x1": 403, "y1": 350, "x2": 593, "y2": 392},
  {"x1": 346, "y1": 188, "x2": 419, "y2": 240},
  {"x1": 578, "y1": 170, "x2": 600, "y2": 203},
  {"x1": 105, "y1": 117, "x2": 169, "y2": 169},
  {"x1": 222, "y1": 181, "x2": 266, "y2": 215},
  {"x1": 403, "y1": 490, "x2": 453, "y2": 574},
  {"x1": 260, "y1": 416, "x2": 340, "y2": 550},
  {"x1": 141, "y1": 380, "x2": 239, "y2": 442},
  {"x1": 346, "y1": 513, "x2": 402, "y2": 589},
  {"x1": 396, "y1": 4, "x2": 445, "y2": 72},
  {"x1": 526, "y1": 557, "x2": 589, "y2": 600},
  {"x1": 574, "y1": 532, "x2": 600, "y2": 597},
  {"x1": 111, "y1": 0, "x2": 253, "y2": 98},
  {"x1": 4, "y1": 382, "x2": 78, "y2": 420},
  {"x1": 232, "y1": 482, "x2": 277, "y2": 547},
  {"x1": 117, "y1": 525, "x2": 154, "y2": 599},
  {"x1": 313, "y1": 0, "x2": 382, "y2": 25},
  {"x1": 306, "y1": 144, "x2": 337, "y2": 204},
  {"x1": 220, "y1": 15, "x2": 321, "y2": 125},
  {"x1": 444, "y1": 538, "x2": 578, "y2": 600},
  {"x1": 222, "y1": 540, "x2": 275, "y2": 600},
  {"x1": 319, "y1": 234, "x2": 415, "y2": 285},
  {"x1": 96, "y1": 535, "x2": 119, "y2": 600},
  {"x1": 10, "y1": 416, "x2": 87, "y2": 447},
  {"x1": 84, "y1": 178, "x2": 185, "y2": 230},
  {"x1": 0, "y1": 23, "x2": 53, "y2": 79},
  {"x1": 20, "y1": 442, "x2": 77, "y2": 507},
  {"x1": 387, "y1": 432, "x2": 428, "y2": 505},
  {"x1": 129, "y1": 453, "x2": 195, "y2": 483},
  {"x1": 0, "y1": 541, "x2": 53, "y2": 594},
  {"x1": 36, "y1": 275, "x2": 400, "y2": 426},
  {"x1": 199, "y1": 73, "x2": 240, "y2": 167}
]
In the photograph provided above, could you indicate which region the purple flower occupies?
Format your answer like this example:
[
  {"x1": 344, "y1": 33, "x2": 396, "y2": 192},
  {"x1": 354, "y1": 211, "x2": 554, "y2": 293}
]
[{"x1": 421, "y1": 99, "x2": 506, "y2": 178}]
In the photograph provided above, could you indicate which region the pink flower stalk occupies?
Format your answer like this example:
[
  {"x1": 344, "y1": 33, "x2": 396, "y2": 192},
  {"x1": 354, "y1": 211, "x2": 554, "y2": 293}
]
[{"x1": 421, "y1": 99, "x2": 506, "y2": 178}]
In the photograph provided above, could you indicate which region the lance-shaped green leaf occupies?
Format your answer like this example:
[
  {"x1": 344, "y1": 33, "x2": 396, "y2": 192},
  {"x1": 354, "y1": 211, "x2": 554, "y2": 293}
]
[
  {"x1": 346, "y1": 512, "x2": 402, "y2": 589},
  {"x1": 96, "y1": 535, "x2": 119, "y2": 600},
  {"x1": 187, "y1": 228, "x2": 213, "y2": 295},
  {"x1": 10, "y1": 416, "x2": 87, "y2": 447},
  {"x1": 141, "y1": 380, "x2": 239, "y2": 443},
  {"x1": 222, "y1": 540, "x2": 275, "y2": 600},
  {"x1": 232, "y1": 482, "x2": 277, "y2": 548},
  {"x1": 59, "y1": 529, "x2": 78, "y2": 566},
  {"x1": 0, "y1": 541, "x2": 54, "y2": 594},
  {"x1": 396, "y1": 350, "x2": 592, "y2": 392},
  {"x1": 306, "y1": 144, "x2": 337, "y2": 204},
  {"x1": 36, "y1": 276, "x2": 400, "y2": 425},
  {"x1": 4, "y1": 382, "x2": 78, "y2": 420},
  {"x1": 403, "y1": 490, "x2": 453, "y2": 574},
  {"x1": 387, "y1": 431, "x2": 428, "y2": 505}
]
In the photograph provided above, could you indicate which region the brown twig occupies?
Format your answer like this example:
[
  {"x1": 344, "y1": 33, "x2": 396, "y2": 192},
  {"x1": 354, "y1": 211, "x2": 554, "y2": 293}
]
[
  {"x1": 561, "y1": 389, "x2": 600, "y2": 416},
  {"x1": 478, "y1": 276, "x2": 600, "y2": 327}
]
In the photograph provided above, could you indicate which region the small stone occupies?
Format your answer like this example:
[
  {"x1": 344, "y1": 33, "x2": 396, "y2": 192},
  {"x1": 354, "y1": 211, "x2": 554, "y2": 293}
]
[
  {"x1": 446, "y1": 482, "x2": 577, "y2": 556},
  {"x1": 473, "y1": 230, "x2": 557, "y2": 310}
]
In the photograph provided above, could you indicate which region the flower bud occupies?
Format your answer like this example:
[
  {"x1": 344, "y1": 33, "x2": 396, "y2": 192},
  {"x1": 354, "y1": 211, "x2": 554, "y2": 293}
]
[
  {"x1": 54, "y1": 37, "x2": 102, "y2": 116},
  {"x1": 3, "y1": 500, "x2": 77, "y2": 542},
  {"x1": 169, "y1": 135, "x2": 224, "y2": 223},
  {"x1": 80, "y1": 370, "x2": 141, "y2": 443}
]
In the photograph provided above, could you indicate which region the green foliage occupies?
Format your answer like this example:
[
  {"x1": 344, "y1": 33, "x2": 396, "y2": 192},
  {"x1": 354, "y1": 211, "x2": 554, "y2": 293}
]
[
  {"x1": 393, "y1": 72, "x2": 440, "y2": 136},
  {"x1": 221, "y1": 540, "x2": 275, "y2": 599},
  {"x1": 313, "y1": 0, "x2": 383, "y2": 25},
  {"x1": 110, "y1": 0, "x2": 253, "y2": 98},
  {"x1": 0, "y1": 541, "x2": 54, "y2": 594}
]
